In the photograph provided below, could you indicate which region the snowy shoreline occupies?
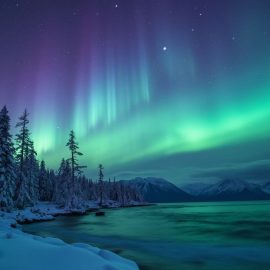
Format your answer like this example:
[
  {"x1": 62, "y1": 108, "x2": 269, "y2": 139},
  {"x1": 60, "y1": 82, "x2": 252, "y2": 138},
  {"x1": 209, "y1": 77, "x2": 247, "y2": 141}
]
[
  {"x1": 0, "y1": 201, "x2": 148, "y2": 270},
  {"x1": 1, "y1": 200, "x2": 152, "y2": 224}
]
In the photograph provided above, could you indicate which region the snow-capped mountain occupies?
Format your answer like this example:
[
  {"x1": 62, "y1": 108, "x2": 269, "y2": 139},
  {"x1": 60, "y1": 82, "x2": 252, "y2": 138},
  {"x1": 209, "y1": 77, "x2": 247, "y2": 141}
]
[
  {"x1": 195, "y1": 179, "x2": 270, "y2": 201},
  {"x1": 262, "y1": 182, "x2": 270, "y2": 194},
  {"x1": 120, "y1": 177, "x2": 193, "y2": 203},
  {"x1": 121, "y1": 177, "x2": 270, "y2": 203}
]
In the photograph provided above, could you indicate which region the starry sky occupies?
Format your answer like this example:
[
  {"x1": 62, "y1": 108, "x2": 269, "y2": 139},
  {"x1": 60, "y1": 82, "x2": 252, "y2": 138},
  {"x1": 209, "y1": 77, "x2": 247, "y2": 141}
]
[{"x1": 1, "y1": 0, "x2": 270, "y2": 184}]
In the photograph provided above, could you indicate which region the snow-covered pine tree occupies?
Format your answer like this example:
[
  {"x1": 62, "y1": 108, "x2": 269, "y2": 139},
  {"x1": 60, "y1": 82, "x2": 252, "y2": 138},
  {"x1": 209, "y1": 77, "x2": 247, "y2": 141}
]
[
  {"x1": 108, "y1": 177, "x2": 114, "y2": 200},
  {"x1": 39, "y1": 160, "x2": 47, "y2": 201},
  {"x1": 111, "y1": 177, "x2": 119, "y2": 201},
  {"x1": 47, "y1": 169, "x2": 56, "y2": 201},
  {"x1": 15, "y1": 109, "x2": 33, "y2": 209},
  {"x1": 25, "y1": 140, "x2": 39, "y2": 203},
  {"x1": 119, "y1": 182, "x2": 126, "y2": 206},
  {"x1": 0, "y1": 106, "x2": 16, "y2": 209},
  {"x1": 54, "y1": 159, "x2": 69, "y2": 207},
  {"x1": 66, "y1": 130, "x2": 85, "y2": 181},
  {"x1": 85, "y1": 178, "x2": 96, "y2": 201},
  {"x1": 98, "y1": 164, "x2": 104, "y2": 206},
  {"x1": 92, "y1": 179, "x2": 99, "y2": 201},
  {"x1": 88, "y1": 178, "x2": 94, "y2": 200},
  {"x1": 66, "y1": 130, "x2": 85, "y2": 209},
  {"x1": 78, "y1": 175, "x2": 89, "y2": 201},
  {"x1": 65, "y1": 159, "x2": 78, "y2": 208}
]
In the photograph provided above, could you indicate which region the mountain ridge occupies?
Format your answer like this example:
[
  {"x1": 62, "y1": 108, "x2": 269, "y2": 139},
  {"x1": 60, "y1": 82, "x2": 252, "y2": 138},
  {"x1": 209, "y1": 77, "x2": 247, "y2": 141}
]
[
  {"x1": 119, "y1": 177, "x2": 193, "y2": 203},
  {"x1": 121, "y1": 177, "x2": 270, "y2": 203}
]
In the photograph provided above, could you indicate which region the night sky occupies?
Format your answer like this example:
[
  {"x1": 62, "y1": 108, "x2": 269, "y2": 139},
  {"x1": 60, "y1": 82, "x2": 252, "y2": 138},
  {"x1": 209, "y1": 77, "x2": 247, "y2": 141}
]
[{"x1": 1, "y1": 0, "x2": 270, "y2": 184}]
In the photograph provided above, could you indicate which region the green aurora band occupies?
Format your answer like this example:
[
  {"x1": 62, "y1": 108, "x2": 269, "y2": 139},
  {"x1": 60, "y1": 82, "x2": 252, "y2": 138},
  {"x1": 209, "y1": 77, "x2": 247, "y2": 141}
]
[{"x1": 1, "y1": 0, "x2": 270, "y2": 182}]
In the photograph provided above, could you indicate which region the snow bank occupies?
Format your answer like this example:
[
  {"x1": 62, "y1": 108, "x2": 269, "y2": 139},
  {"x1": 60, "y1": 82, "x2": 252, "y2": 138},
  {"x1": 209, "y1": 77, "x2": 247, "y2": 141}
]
[
  {"x1": 0, "y1": 224, "x2": 138, "y2": 270},
  {"x1": 0, "y1": 201, "x2": 140, "y2": 270},
  {"x1": 0, "y1": 201, "x2": 97, "y2": 225},
  {"x1": 0, "y1": 200, "x2": 150, "y2": 225}
]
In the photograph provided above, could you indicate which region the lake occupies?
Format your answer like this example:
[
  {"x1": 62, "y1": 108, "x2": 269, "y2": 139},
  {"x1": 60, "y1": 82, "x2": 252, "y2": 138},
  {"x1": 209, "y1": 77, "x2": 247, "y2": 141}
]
[{"x1": 23, "y1": 201, "x2": 270, "y2": 270}]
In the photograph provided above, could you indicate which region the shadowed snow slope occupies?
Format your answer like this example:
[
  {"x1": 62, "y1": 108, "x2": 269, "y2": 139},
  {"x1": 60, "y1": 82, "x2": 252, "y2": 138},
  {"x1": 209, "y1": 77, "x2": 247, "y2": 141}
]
[
  {"x1": 262, "y1": 182, "x2": 270, "y2": 194},
  {"x1": 189, "y1": 179, "x2": 270, "y2": 201},
  {"x1": 0, "y1": 204, "x2": 138, "y2": 270},
  {"x1": 0, "y1": 223, "x2": 138, "y2": 270},
  {"x1": 121, "y1": 177, "x2": 193, "y2": 202}
]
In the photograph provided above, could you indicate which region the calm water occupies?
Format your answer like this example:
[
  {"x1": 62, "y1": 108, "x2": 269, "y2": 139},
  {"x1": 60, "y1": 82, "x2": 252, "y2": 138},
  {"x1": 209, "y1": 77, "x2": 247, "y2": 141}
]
[{"x1": 23, "y1": 201, "x2": 270, "y2": 270}]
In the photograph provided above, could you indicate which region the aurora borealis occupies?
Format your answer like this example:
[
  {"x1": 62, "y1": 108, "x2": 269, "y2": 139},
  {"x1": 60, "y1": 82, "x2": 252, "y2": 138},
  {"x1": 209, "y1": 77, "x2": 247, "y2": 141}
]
[{"x1": 1, "y1": 0, "x2": 270, "y2": 183}]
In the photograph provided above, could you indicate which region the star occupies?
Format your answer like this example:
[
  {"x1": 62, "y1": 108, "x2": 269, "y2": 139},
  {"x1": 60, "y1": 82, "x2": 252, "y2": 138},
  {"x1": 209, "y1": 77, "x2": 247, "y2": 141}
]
[
  {"x1": 163, "y1": 46, "x2": 167, "y2": 51},
  {"x1": 191, "y1": 28, "x2": 195, "y2": 32},
  {"x1": 115, "y1": 3, "x2": 118, "y2": 8}
]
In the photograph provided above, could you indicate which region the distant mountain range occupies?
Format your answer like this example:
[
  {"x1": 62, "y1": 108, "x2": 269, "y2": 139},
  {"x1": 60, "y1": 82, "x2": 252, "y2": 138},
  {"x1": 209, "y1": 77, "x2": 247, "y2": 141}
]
[
  {"x1": 122, "y1": 177, "x2": 270, "y2": 203},
  {"x1": 120, "y1": 177, "x2": 192, "y2": 202},
  {"x1": 182, "y1": 179, "x2": 270, "y2": 201},
  {"x1": 262, "y1": 182, "x2": 270, "y2": 194}
]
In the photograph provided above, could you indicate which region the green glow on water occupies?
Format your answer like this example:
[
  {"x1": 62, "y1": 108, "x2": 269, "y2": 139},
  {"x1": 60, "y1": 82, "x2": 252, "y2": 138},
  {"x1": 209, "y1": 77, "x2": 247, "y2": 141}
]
[{"x1": 23, "y1": 201, "x2": 270, "y2": 270}]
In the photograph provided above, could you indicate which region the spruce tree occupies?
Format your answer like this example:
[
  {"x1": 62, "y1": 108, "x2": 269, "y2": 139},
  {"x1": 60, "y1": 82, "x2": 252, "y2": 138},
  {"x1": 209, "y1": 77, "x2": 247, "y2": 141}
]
[
  {"x1": 66, "y1": 130, "x2": 85, "y2": 209},
  {"x1": 39, "y1": 160, "x2": 47, "y2": 201},
  {"x1": 25, "y1": 140, "x2": 39, "y2": 203},
  {"x1": 66, "y1": 130, "x2": 85, "y2": 182},
  {"x1": 47, "y1": 169, "x2": 56, "y2": 201},
  {"x1": 112, "y1": 177, "x2": 118, "y2": 201},
  {"x1": 15, "y1": 109, "x2": 32, "y2": 208},
  {"x1": 0, "y1": 106, "x2": 16, "y2": 209},
  {"x1": 98, "y1": 164, "x2": 104, "y2": 206},
  {"x1": 55, "y1": 158, "x2": 79, "y2": 208},
  {"x1": 15, "y1": 110, "x2": 30, "y2": 173},
  {"x1": 54, "y1": 159, "x2": 68, "y2": 206}
]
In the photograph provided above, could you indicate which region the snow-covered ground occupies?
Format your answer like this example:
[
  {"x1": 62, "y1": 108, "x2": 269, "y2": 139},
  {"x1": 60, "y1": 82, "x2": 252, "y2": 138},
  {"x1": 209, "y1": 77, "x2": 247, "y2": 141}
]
[
  {"x1": 0, "y1": 202, "x2": 140, "y2": 270},
  {"x1": 0, "y1": 200, "x2": 149, "y2": 224},
  {"x1": 0, "y1": 201, "x2": 93, "y2": 225}
]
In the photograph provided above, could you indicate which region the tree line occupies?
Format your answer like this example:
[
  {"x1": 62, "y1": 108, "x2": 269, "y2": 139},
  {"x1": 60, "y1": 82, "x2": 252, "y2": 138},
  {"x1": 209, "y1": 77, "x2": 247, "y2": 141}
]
[{"x1": 0, "y1": 106, "x2": 143, "y2": 210}]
